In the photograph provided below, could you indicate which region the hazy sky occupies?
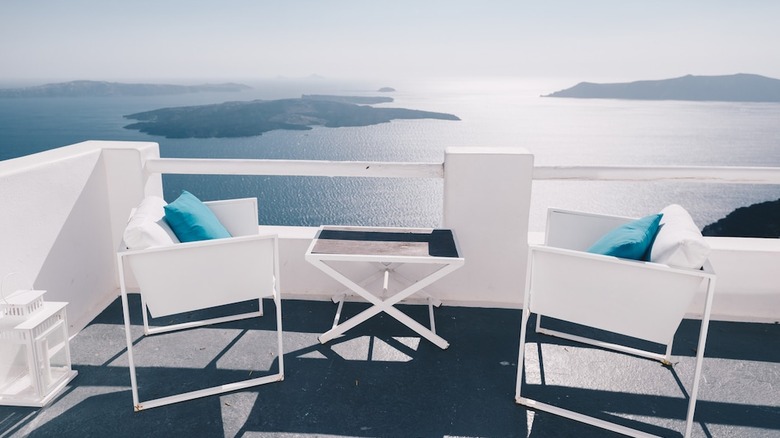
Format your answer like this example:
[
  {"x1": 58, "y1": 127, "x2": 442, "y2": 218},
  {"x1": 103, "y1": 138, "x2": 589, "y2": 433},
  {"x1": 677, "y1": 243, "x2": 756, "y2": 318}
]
[{"x1": 2, "y1": 0, "x2": 779, "y2": 83}]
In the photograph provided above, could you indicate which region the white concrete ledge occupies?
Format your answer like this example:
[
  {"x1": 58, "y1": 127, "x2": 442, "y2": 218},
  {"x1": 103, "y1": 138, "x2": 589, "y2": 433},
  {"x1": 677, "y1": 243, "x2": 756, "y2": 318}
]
[
  {"x1": 704, "y1": 236, "x2": 780, "y2": 322},
  {"x1": 145, "y1": 158, "x2": 443, "y2": 179},
  {"x1": 534, "y1": 165, "x2": 780, "y2": 184}
]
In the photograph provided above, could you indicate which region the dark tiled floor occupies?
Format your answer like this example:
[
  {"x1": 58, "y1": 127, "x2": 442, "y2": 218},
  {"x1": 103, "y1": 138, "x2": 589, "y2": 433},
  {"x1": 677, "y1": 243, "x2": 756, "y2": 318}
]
[{"x1": 1, "y1": 296, "x2": 779, "y2": 437}]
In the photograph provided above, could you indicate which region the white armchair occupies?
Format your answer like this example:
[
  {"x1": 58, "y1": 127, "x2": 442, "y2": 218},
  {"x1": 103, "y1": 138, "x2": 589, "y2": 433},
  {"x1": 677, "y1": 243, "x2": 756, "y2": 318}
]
[
  {"x1": 515, "y1": 207, "x2": 716, "y2": 438},
  {"x1": 117, "y1": 196, "x2": 284, "y2": 411}
]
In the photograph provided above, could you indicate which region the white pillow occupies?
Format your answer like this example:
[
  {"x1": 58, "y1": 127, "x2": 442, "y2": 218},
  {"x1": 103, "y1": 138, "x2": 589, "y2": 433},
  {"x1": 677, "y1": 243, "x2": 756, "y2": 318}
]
[
  {"x1": 650, "y1": 204, "x2": 710, "y2": 269},
  {"x1": 123, "y1": 196, "x2": 180, "y2": 250}
]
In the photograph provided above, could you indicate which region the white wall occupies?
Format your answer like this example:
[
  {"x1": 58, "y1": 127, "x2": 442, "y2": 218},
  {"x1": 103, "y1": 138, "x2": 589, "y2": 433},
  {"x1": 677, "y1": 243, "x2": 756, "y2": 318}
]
[
  {"x1": 702, "y1": 237, "x2": 780, "y2": 322},
  {"x1": 0, "y1": 141, "x2": 159, "y2": 334}
]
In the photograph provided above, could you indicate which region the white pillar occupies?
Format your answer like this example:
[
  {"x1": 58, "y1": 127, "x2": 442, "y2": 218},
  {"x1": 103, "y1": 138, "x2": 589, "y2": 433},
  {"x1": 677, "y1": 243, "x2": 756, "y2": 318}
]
[
  {"x1": 434, "y1": 147, "x2": 534, "y2": 308},
  {"x1": 100, "y1": 142, "x2": 163, "y2": 301}
]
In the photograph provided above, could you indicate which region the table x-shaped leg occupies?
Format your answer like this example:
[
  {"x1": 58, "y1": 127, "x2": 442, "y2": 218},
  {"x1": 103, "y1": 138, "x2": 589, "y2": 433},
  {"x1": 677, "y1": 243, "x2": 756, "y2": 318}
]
[{"x1": 310, "y1": 258, "x2": 461, "y2": 349}]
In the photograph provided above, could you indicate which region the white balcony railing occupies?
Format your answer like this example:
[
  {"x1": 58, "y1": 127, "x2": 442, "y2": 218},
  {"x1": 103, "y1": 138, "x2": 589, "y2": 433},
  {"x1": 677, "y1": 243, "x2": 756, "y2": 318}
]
[{"x1": 1, "y1": 141, "x2": 778, "y2": 336}]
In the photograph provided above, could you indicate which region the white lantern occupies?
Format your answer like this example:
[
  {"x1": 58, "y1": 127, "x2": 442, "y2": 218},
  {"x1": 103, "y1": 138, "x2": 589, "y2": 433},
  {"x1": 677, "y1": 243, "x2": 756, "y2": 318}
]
[{"x1": 0, "y1": 290, "x2": 77, "y2": 407}]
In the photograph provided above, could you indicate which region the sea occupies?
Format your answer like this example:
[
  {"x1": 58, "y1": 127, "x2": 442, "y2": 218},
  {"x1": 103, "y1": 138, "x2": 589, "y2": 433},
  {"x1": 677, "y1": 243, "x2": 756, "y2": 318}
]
[{"x1": 1, "y1": 77, "x2": 779, "y2": 232}]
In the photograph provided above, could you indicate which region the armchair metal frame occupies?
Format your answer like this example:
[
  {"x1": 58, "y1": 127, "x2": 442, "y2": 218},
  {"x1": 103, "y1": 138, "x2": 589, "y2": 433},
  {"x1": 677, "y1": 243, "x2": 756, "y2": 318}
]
[
  {"x1": 117, "y1": 197, "x2": 284, "y2": 411},
  {"x1": 515, "y1": 208, "x2": 716, "y2": 438}
]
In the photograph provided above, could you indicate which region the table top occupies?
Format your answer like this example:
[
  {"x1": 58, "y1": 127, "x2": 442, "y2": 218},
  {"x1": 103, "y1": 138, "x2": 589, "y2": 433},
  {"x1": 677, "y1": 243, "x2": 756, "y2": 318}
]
[{"x1": 309, "y1": 226, "x2": 461, "y2": 259}]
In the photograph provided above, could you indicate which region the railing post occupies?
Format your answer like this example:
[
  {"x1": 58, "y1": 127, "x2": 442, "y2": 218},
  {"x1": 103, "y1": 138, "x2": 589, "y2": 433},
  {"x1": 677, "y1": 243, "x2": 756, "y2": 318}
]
[{"x1": 437, "y1": 147, "x2": 535, "y2": 307}]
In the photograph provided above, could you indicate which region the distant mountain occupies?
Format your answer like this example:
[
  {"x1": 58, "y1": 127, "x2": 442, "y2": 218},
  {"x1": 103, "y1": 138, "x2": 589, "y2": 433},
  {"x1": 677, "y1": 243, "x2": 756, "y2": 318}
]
[
  {"x1": 545, "y1": 74, "x2": 780, "y2": 102},
  {"x1": 702, "y1": 199, "x2": 780, "y2": 238},
  {"x1": 0, "y1": 80, "x2": 251, "y2": 98},
  {"x1": 123, "y1": 96, "x2": 460, "y2": 139}
]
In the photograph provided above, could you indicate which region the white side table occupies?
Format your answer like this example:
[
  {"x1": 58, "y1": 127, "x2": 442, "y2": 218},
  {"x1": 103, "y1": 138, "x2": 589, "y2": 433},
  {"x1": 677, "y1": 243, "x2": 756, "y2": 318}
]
[{"x1": 305, "y1": 226, "x2": 464, "y2": 349}]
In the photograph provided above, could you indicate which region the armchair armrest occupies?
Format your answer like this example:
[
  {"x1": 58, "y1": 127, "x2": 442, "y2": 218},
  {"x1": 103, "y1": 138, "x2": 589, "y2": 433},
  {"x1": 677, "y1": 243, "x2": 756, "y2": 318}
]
[
  {"x1": 119, "y1": 234, "x2": 278, "y2": 318},
  {"x1": 527, "y1": 244, "x2": 712, "y2": 344}
]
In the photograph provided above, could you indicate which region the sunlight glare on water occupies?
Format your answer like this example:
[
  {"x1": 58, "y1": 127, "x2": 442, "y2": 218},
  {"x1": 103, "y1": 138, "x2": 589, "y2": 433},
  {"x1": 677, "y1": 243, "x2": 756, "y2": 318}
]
[{"x1": 1, "y1": 77, "x2": 778, "y2": 231}]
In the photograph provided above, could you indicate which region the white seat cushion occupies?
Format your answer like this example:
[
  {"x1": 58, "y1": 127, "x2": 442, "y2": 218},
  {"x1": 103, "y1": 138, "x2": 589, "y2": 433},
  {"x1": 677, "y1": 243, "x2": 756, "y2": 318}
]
[
  {"x1": 123, "y1": 196, "x2": 180, "y2": 250},
  {"x1": 650, "y1": 204, "x2": 710, "y2": 269}
]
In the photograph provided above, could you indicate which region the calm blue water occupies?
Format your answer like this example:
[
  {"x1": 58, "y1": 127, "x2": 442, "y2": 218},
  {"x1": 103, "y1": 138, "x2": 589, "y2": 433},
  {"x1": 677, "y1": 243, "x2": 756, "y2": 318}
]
[{"x1": 1, "y1": 77, "x2": 779, "y2": 231}]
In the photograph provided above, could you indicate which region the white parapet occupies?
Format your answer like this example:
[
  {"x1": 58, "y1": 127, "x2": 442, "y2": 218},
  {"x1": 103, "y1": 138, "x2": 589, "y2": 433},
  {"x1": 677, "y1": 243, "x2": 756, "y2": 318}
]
[
  {"x1": 0, "y1": 141, "x2": 161, "y2": 334},
  {"x1": 703, "y1": 237, "x2": 780, "y2": 322},
  {"x1": 2, "y1": 140, "x2": 778, "y2": 334}
]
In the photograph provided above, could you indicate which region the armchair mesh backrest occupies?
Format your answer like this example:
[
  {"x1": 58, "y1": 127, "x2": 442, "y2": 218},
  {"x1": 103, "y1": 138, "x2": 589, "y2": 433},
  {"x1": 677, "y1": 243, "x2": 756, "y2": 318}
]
[{"x1": 545, "y1": 208, "x2": 633, "y2": 251}]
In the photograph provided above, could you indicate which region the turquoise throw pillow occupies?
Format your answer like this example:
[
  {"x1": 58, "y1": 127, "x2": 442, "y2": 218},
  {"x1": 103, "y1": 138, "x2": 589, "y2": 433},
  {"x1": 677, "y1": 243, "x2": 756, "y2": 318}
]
[
  {"x1": 586, "y1": 213, "x2": 663, "y2": 261},
  {"x1": 163, "y1": 191, "x2": 231, "y2": 242}
]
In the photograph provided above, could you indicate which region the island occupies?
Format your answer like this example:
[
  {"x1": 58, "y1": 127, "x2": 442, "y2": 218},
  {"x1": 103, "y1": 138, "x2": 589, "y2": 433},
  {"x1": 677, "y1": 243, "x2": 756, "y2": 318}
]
[
  {"x1": 378, "y1": 87, "x2": 396, "y2": 92},
  {"x1": 301, "y1": 94, "x2": 393, "y2": 104},
  {"x1": 0, "y1": 80, "x2": 251, "y2": 98},
  {"x1": 544, "y1": 73, "x2": 780, "y2": 102},
  {"x1": 123, "y1": 95, "x2": 460, "y2": 138},
  {"x1": 702, "y1": 199, "x2": 780, "y2": 238}
]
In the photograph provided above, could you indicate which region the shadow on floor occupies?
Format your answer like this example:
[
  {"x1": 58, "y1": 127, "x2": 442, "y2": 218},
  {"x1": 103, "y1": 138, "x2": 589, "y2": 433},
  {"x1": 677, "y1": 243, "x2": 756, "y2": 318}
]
[{"x1": 1, "y1": 296, "x2": 778, "y2": 437}]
